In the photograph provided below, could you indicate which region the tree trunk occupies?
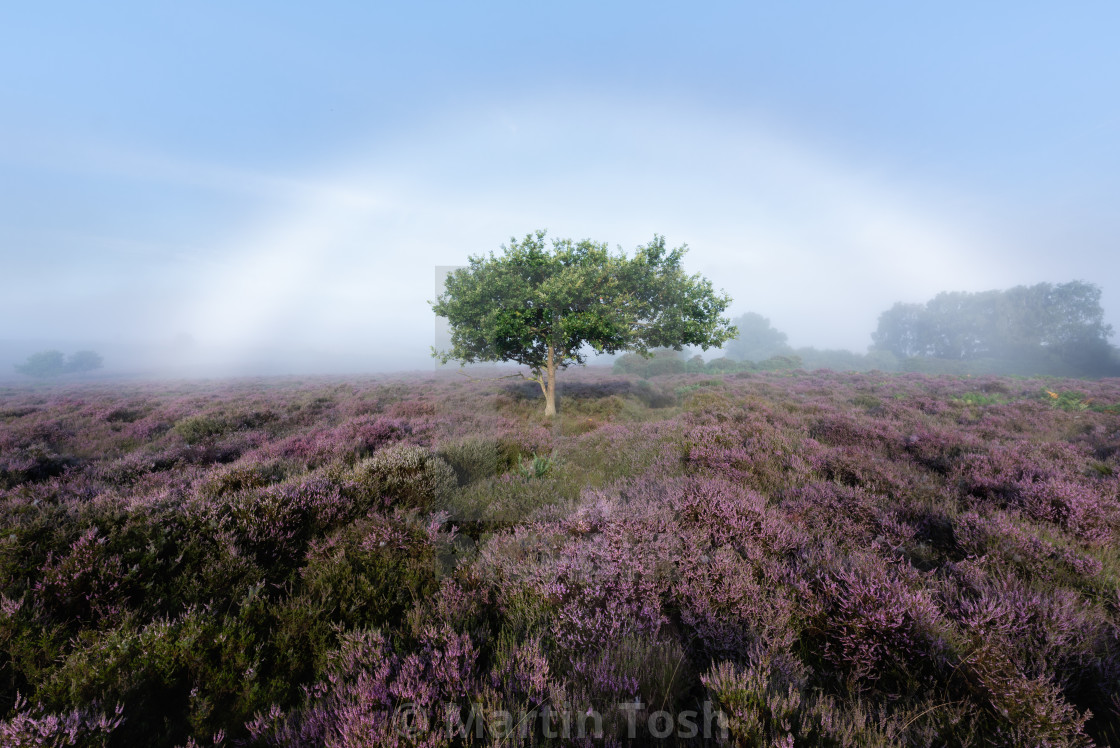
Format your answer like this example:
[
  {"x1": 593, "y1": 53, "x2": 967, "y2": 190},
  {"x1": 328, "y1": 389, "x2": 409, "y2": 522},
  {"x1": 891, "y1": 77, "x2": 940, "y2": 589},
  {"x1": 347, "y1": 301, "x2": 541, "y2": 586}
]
[{"x1": 543, "y1": 344, "x2": 557, "y2": 416}]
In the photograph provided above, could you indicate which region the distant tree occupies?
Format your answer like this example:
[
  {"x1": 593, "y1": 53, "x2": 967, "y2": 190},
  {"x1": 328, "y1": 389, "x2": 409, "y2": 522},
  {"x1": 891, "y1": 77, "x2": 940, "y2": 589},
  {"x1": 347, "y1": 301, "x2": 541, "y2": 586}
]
[
  {"x1": 432, "y1": 230, "x2": 737, "y2": 415},
  {"x1": 872, "y1": 302, "x2": 932, "y2": 359},
  {"x1": 65, "y1": 350, "x2": 104, "y2": 374},
  {"x1": 14, "y1": 350, "x2": 67, "y2": 378},
  {"x1": 14, "y1": 349, "x2": 104, "y2": 379},
  {"x1": 724, "y1": 312, "x2": 792, "y2": 362}
]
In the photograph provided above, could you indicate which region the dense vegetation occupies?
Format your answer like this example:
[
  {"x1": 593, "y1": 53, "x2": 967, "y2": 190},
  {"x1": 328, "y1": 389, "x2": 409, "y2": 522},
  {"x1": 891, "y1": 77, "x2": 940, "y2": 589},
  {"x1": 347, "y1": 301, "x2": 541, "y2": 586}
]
[{"x1": 1, "y1": 369, "x2": 1119, "y2": 745}]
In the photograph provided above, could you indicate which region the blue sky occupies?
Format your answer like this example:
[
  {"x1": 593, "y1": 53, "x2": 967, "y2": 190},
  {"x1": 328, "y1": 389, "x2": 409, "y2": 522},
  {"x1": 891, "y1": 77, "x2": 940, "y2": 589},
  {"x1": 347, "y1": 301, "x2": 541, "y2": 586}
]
[{"x1": 3, "y1": 2, "x2": 1119, "y2": 374}]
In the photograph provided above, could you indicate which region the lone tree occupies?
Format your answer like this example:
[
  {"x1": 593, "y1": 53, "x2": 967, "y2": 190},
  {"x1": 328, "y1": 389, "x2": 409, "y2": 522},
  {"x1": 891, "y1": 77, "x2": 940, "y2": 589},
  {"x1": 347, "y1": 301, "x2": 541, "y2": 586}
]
[{"x1": 432, "y1": 230, "x2": 737, "y2": 416}]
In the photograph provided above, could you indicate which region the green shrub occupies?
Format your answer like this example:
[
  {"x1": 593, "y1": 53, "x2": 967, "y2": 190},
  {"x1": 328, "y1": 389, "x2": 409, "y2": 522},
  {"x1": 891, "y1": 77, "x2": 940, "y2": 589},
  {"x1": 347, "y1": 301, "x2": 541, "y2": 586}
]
[
  {"x1": 437, "y1": 437, "x2": 503, "y2": 485},
  {"x1": 296, "y1": 516, "x2": 440, "y2": 632},
  {"x1": 196, "y1": 459, "x2": 292, "y2": 500},
  {"x1": 171, "y1": 410, "x2": 276, "y2": 446},
  {"x1": 683, "y1": 389, "x2": 736, "y2": 414},
  {"x1": 441, "y1": 475, "x2": 567, "y2": 534},
  {"x1": 354, "y1": 444, "x2": 456, "y2": 510},
  {"x1": 172, "y1": 415, "x2": 230, "y2": 444},
  {"x1": 35, "y1": 603, "x2": 282, "y2": 747}
]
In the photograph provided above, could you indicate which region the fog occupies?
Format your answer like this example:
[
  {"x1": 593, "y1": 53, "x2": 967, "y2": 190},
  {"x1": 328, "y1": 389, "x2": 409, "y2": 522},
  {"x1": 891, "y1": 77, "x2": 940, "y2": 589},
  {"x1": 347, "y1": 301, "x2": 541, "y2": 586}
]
[{"x1": 3, "y1": 4, "x2": 1119, "y2": 380}]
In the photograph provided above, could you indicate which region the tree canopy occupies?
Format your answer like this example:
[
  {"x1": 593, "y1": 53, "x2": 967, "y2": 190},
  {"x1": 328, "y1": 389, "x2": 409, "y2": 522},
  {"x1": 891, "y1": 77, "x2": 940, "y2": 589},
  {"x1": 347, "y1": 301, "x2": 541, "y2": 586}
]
[
  {"x1": 872, "y1": 281, "x2": 1118, "y2": 376},
  {"x1": 431, "y1": 230, "x2": 736, "y2": 415}
]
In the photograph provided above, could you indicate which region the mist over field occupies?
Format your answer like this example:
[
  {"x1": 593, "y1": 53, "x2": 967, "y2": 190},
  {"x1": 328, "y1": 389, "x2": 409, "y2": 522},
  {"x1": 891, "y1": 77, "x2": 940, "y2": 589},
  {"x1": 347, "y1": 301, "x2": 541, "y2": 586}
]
[{"x1": 4, "y1": 4, "x2": 1120, "y2": 379}]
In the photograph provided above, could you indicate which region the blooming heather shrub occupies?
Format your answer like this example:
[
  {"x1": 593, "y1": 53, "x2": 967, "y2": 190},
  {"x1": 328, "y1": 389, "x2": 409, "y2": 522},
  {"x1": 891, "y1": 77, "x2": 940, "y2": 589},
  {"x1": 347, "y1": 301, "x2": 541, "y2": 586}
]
[
  {"x1": 957, "y1": 442, "x2": 1079, "y2": 494},
  {"x1": 672, "y1": 538, "x2": 801, "y2": 662},
  {"x1": 202, "y1": 475, "x2": 354, "y2": 573},
  {"x1": 1016, "y1": 478, "x2": 1116, "y2": 542},
  {"x1": 953, "y1": 511, "x2": 1105, "y2": 581},
  {"x1": 34, "y1": 528, "x2": 126, "y2": 624},
  {"x1": 667, "y1": 476, "x2": 805, "y2": 556},
  {"x1": 488, "y1": 632, "x2": 551, "y2": 703},
  {"x1": 955, "y1": 640, "x2": 1094, "y2": 746},
  {"x1": 353, "y1": 445, "x2": 455, "y2": 511},
  {"x1": 549, "y1": 524, "x2": 668, "y2": 653},
  {"x1": 242, "y1": 414, "x2": 413, "y2": 469},
  {"x1": 387, "y1": 398, "x2": 438, "y2": 418},
  {"x1": 814, "y1": 445, "x2": 915, "y2": 497},
  {"x1": 809, "y1": 413, "x2": 895, "y2": 449},
  {"x1": 1071, "y1": 422, "x2": 1120, "y2": 463},
  {"x1": 701, "y1": 653, "x2": 807, "y2": 746},
  {"x1": 780, "y1": 481, "x2": 883, "y2": 545},
  {"x1": 123, "y1": 414, "x2": 172, "y2": 441},
  {"x1": 100, "y1": 404, "x2": 147, "y2": 424},
  {"x1": 96, "y1": 450, "x2": 162, "y2": 487},
  {"x1": 811, "y1": 555, "x2": 947, "y2": 693},
  {"x1": 946, "y1": 573, "x2": 1120, "y2": 733},
  {"x1": 680, "y1": 419, "x2": 806, "y2": 495},
  {"x1": 247, "y1": 625, "x2": 479, "y2": 748},
  {"x1": 901, "y1": 424, "x2": 984, "y2": 475},
  {"x1": 957, "y1": 444, "x2": 1119, "y2": 541},
  {"x1": 0, "y1": 693, "x2": 123, "y2": 747},
  {"x1": 0, "y1": 443, "x2": 74, "y2": 488},
  {"x1": 334, "y1": 415, "x2": 413, "y2": 461}
]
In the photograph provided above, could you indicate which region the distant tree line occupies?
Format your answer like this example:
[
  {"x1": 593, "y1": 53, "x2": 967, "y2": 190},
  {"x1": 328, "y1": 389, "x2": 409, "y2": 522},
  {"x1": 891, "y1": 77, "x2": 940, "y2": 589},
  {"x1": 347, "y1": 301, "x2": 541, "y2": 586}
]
[
  {"x1": 872, "y1": 281, "x2": 1118, "y2": 377},
  {"x1": 617, "y1": 281, "x2": 1119, "y2": 378},
  {"x1": 14, "y1": 350, "x2": 104, "y2": 379}
]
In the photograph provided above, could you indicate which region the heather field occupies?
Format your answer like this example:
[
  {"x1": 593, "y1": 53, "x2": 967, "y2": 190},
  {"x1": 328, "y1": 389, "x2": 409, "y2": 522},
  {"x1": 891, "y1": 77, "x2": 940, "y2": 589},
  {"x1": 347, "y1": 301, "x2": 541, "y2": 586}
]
[{"x1": 2, "y1": 370, "x2": 1120, "y2": 747}]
